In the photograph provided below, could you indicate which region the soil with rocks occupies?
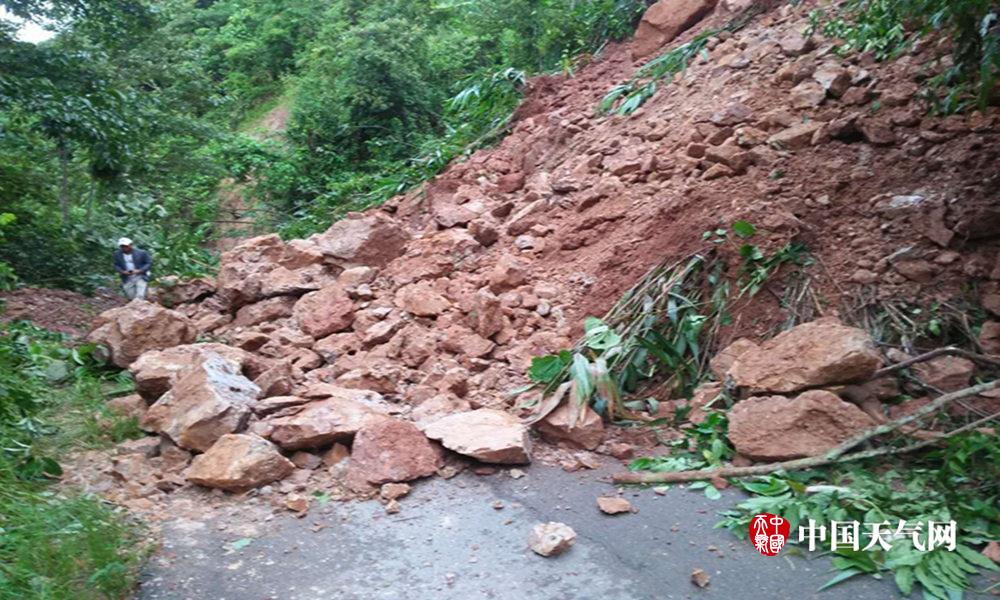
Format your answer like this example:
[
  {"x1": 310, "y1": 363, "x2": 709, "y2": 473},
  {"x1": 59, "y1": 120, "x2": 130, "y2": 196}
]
[
  {"x1": 0, "y1": 287, "x2": 124, "y2": 337},
  {"x1": 38, "y1": 0, "x2": 1000, "y2": 541}
]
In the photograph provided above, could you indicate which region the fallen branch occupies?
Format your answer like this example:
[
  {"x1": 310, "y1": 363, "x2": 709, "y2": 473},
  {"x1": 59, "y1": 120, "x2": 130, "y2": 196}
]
[{"x1": 613, "y1": 380, "x2": 998, "y2": 484}]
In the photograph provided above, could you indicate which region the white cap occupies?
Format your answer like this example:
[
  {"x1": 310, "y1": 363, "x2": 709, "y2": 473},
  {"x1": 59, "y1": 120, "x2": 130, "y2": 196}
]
[{"x1": 117, "y1": 237, "x2": 133, "y2": 246}]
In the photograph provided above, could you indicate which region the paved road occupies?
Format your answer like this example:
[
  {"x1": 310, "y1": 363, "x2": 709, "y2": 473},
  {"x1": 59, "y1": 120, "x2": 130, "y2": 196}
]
[{"x1": 138, "y1": 462, "x2": 982, "y2": 600}]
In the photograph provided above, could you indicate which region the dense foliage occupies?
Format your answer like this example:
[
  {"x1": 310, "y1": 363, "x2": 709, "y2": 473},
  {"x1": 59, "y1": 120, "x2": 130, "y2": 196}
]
[
  {"x1": 629, "y1": 408, "x2": 1000, "y2": 599},
  {"x1": 2, "y1": 0, "x2": 996, "y2": 291},
  {"x1": 0, "y1": 321, "x2": 145, "y2": 598},
  {"x1": 811, "y1": 0, "x2": 1000, "y2": 113},
  {"x1": 0, "y1": 0, "x2": 646, "y2": 290}
]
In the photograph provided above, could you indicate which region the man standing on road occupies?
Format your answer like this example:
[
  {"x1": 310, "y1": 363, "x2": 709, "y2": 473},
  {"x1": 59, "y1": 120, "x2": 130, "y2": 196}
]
[{"x1": 113, "y1": 237, "x2": 152, "y2": 300}]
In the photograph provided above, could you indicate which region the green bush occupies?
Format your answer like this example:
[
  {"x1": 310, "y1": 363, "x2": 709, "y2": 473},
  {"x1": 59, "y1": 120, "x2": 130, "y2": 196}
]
[
  {"x1": 0, "y1": 321, "x2": 146, "y2": 599},
  {"x1": 813, "y1": 0, "x2": 1000, "y2": 112}
]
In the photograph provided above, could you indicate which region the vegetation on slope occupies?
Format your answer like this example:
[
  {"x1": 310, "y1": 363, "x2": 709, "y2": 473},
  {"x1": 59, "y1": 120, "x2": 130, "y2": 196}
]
[
  {"x1": 0, "y1": 321, "x2": 147, "y2": 599},
  {"x1": 0, "y1": 0, "x2": 646, "y2": 290}
]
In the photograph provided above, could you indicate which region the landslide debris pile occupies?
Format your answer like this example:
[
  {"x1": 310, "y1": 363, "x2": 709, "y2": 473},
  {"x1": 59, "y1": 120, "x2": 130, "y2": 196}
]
[{"x1": 79, "y1": 0, "x2": 1000, "y2": 511}]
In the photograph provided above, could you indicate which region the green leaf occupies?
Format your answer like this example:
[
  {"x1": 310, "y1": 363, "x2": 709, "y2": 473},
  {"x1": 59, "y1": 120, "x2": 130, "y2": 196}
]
[
  {"x1": 528, "y1": 353, "x2": 569, "y2": 383},
  {"x1": 818, "y1": 568, "x2": 863, "y2": 591},
  {"x1": 955, "y1": 544, "x2": 999, "y2": 571},
  {"x1": 731, "y1": 220, "x2": 756, "y2": 239},
  {"x1": 704, "y1": 485, "x2": 722, "y2": 500},
  {"x1": 895, "y1": 566, "x2": 915, "y2": 595},
  {"x1": 570, "y1": 354, "x2": 594, "y2": 404},
  {"x1": 228, "y1": 538, "x2": 253, "y2": 551},
  {"x1": 915, "y1": 563, "x2": 948, "y2": 599},
  {"x1": 739, "y1": 243, "x2": 764, "y2": 261},
  {"x1": 583, "y1": 317, "x2": 622, "y2": 351}
]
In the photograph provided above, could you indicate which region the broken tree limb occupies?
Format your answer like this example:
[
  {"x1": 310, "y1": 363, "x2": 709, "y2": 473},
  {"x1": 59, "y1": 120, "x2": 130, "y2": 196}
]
[
  {"x1": 872, "y1": 346, "x2": 1000, "y2": 379},
  {"x1": 612, "y1": 379, "x2": 998, "y2": 484},
  {"x1": 614, "y1": 409, "x2": 1000, "y2": 484}
]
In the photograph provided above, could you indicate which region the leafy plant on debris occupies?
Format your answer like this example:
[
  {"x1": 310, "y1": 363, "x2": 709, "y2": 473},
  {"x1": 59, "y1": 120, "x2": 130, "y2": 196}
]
[
  {"x1": 521, "y1": 252, "x2": 728, "y2": 426},
  {"x1": 808, "y1": 0, "x2": 1000, "y2": 113},
  {"x1": 622, "y1": 379, "x2": 1000, "y2": 597},
  {"x1": 617, "y1": 314, "x2": 1000, "y2": 597},
  {"x1": 716, "y1": 431, "x2": 1000, "y2": 598},
  {"x1": 598, "y1": 4, "x2": 767, "y2": 115},
  {"x1": 521, "y1": 220, "x2": 817, "y2": 429}
]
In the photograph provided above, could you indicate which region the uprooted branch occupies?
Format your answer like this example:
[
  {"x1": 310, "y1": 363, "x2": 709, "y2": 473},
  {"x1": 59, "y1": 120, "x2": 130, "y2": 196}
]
[{"x1": 612, "y1": 379, "x2": 998, "y2": 484}]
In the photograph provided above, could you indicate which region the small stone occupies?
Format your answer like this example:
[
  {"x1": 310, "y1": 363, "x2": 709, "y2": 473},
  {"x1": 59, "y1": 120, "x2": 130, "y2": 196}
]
[
  {"x1": 779, "y1": 33, "x2": 815, "y2": 57},
  {"x1": 492, "y1": 500, "x2": 505, "y2": 510},
  {"x1": 385, "y1": 499, "x2": 401, "y2": 514},
  {"x1": 508, "y1": 469, "x2": 526, "y2": 479},
  {"x1": 597, "y1": 497, "x2": 634, "y2": 515},
  {"x1": 380, "y1": 482, "x2": 411, "y2": 501},
  {"x1": 607, "y1": 443, "x2": 635, "y2": 459},
  {"x1": 115, "y1": 436, "x2": 160, "y2": 458},
  {"x1": 983, "y1": 541, "x2": 1000, "y2": 564},
  {"x1": 291, "y1": 451, "x2": 322, "y2": 470},
  {"x1": 812, "y1": 64, "x2": 851, "y2": 98},
  {"x1": 284, "y1": 493, "x2": 310, "y2": 514},
  {"x1": 528, "y1": 522, "x2": 577, "y2": 557},
  {"x1": 321, "y1": 443, "x2": 350, "y2": 467},
  {"x1": 703, "y1": 163, "x2": 735, "y2": 180},
  {"x1": 106, "y1": 394, "x2": 148, "y2": 420},
  {"x1": 790, "y1": 81, "x2": 826, "y2": 109},
  {"x1": 691, "y1": 568, "x2": 711, "y2": 588}
]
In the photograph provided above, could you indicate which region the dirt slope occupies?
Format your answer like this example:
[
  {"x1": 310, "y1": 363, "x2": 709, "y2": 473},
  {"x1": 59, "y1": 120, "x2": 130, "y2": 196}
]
[
  {"x1": 162, "y1": 0, "x2": 1000, "y2": 434},
  {"x1": 70, "y1": 0, "x2": 1000, "y2": 510}
]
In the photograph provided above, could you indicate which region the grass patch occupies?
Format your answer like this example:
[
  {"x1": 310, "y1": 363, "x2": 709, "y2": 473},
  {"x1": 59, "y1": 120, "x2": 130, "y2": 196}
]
[
  {"x1": 0, "y1": 320, "x2": 149, "y2": 599},
  {"x1": 0, "y1": 483, "x2": 148, "y2": 600}
]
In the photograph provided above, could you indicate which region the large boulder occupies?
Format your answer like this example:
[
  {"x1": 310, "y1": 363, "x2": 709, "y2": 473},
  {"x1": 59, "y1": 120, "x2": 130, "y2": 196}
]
[
  {"x1": 727, "y1": 390, "x2": 875, "y2": 461},
  {"x1": 311, "y1": 213, "x2": 410, "y2": 269},
  {"x1": 913, "y1": 355, "x2": 974, "y2": 393},
  {"x1": 535, "y1": 404, "x2": 605, "y2": 450},
  {"x1": 292, "y1": 283, "x2": 356, "y2": 338},
  {"x1": 216, "y1": 234, "x2": 334, "y2": 309},
  {"x1": 215, "y1": 234, "x2": 285, "y2": 307},
  {"x1": 394, "y1": 281, "x2": 452, "y2": 317},
  {"x1": 141, "y1": 354, "x2": 262, "y2": 452},
  {"x1": 155, "y1": 276, "x2": 214, "y2": 307},
  {"x1": 981, "y1": 321, "x2": 1000, "y2": 355},
  {"x1": 728, "y1": 318, "x2": 882, "y2": 393},
  {"x1": 423, "y1": 409, "x2": 531, "y2": 464},
  {"x1": 709, "y1": 338, "x2": 759, "y2": 380},
  {"x1": 231, "y1": 296, "x2": 297, "y2": 328},
  {"x1": 89, "y1": 301, "x2": 196, "y2": 368},
  {"x1": 186, "y1": 434, "x2": 294, "y2": 491},
  {"x1": 130, "y1": 343, "x2": 269, "y2": 401},
  {"x1": 347, "y1": 417, "x2": 442, "y2": 486},
  {"x1": 632, "y1": 0, "x2": 718, "y2": 59},
  {"x1": 253, "y1": 396, "x2": 376, "y2": 450}
]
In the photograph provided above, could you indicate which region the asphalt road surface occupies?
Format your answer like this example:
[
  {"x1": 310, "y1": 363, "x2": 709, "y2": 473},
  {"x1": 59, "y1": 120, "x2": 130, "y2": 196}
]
[{"x1": 137, "y1": 462, "x2": 992, "y2": 600}]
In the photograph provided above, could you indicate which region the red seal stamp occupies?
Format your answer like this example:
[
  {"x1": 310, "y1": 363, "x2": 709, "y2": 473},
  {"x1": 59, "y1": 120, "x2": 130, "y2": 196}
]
[{"x1": 749, "y1": 513, "x2": 789, "y2": 556}]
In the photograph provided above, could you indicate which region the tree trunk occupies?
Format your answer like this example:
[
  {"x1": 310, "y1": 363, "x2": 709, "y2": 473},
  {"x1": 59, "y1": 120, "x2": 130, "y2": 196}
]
[
  {"x1": 58, "y1": 137, "x2": 70, "y2": 225},
  {"x1": 85, "y1": 180, "x2": 98, "y2": 225}
]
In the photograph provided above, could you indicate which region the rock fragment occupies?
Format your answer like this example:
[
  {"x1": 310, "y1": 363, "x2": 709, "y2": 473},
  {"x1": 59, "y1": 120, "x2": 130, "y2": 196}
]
[
  {"x1": 597, "y1": 497, "x2": 634, "y2": 515},
  {"x1": 186, "y1": 434, "x2": 294, "y2": 491},
  {"x1": 423, "y1": 409, "x2": 531, "y2": 464},
  {"x1": 88, "y1": 301, "x2": 196, "y2": 368},
  {"x1": 528, "y1": 522, "x2": 577, "y2": 557},
  {"x1": 727, "y1": 390, "x2": 876, "y2": 461}
]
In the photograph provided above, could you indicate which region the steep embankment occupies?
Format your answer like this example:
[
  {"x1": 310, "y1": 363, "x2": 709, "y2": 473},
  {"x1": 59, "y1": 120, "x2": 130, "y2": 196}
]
[{"x1": 73, "y1": 0, "x2": 1000, "y2": 511}]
